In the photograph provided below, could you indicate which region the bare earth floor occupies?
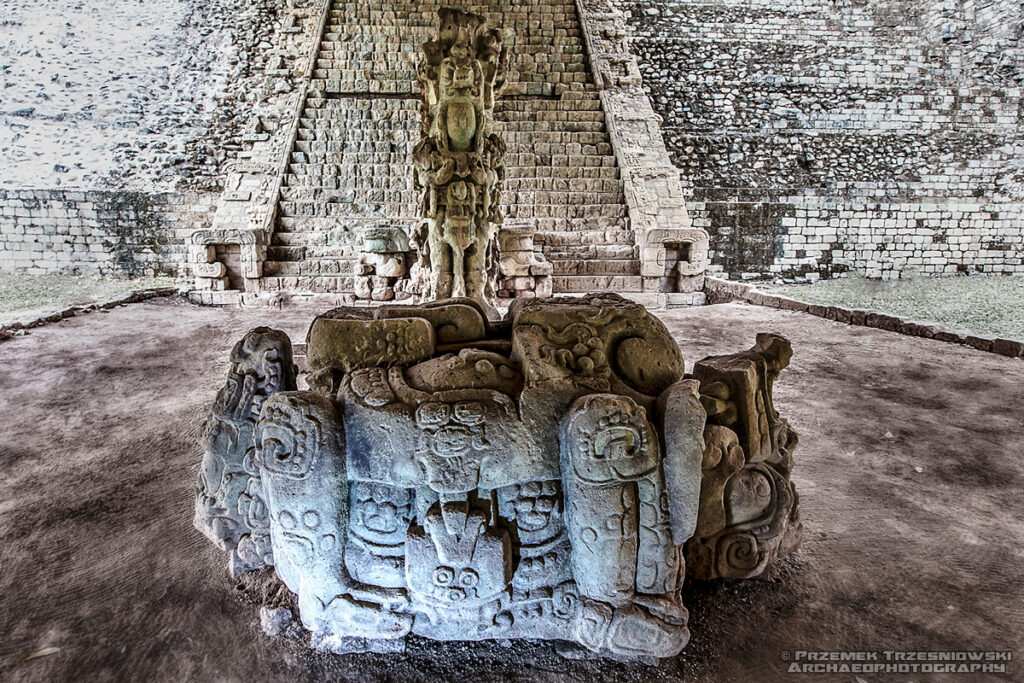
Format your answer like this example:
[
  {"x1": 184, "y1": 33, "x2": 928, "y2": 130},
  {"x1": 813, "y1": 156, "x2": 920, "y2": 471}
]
[{"x1": 1, "y1": 299, "x2": 1022, "y2": 682}]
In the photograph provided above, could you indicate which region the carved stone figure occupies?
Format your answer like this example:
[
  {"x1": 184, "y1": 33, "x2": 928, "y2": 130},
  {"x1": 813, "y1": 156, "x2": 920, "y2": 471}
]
[
  {"x1": 195, "y1": 295, "x2": 803, "y2": 659},
  {"x1": 686, "y1": 334, "x2": 803, "y2": 580},
  {"x1": 194, "y1": 327, "x2": 297, "y2": 576},
  {"x1": 413, "y1": 9, "x2": 508, "y2": 306}
]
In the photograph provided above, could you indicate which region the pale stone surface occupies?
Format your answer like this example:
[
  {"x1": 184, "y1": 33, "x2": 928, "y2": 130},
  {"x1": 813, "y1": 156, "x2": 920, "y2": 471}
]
[{"x1": 194, "y1": 294, "x2": 802, "y2": 659}]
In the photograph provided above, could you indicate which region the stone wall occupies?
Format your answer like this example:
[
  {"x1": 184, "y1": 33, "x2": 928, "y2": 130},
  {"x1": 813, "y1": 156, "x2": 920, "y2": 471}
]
[
  {"x1": 0, "y1": 0, "x2": 293, "y2": 192},
  {"x1": 0, "y1": 190, "x2": 215, "y2": 277},
  {"x1": 618, "y1": 0, "x2": 1024, "y2": 280}
]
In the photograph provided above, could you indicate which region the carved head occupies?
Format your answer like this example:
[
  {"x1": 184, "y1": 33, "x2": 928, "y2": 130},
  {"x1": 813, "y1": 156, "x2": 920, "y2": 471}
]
[{"x1": 415, "y1": 401, "x2": 490, "y2": 492}]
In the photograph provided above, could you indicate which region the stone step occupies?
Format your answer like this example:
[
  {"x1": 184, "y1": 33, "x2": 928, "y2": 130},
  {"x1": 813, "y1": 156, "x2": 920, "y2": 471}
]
[
  {"x1": 505, "y1": 164, "x2": 619, "y2": 179},
  {"x1": 282, "y1": 168, "x2": 620, "y2": 188},
  {"x1": 549, "y1": 259, "x2": 640, "y2": 276},
  {"x1": 280, "y1": 166, "x2": 621, "y2": 187},
  {"x1": 277, "y1": 201, "x2": 626, "y2": 221},
  {"x1": 538, "y1": 229, "x2": 637, "y2": 246},
  {"x1": 263, "y1": 258, "x2": 358, "y2": 276},
  {"x1": 280, "y1": 186, "x2": 623, "y2": 205},
  {"x1": 543, "y1": 245, "x2": 639, "y2": 262},
  {"x1": 503, "y1": 203, "x2": 628, "y2": 219},
  {"x1": 286, "y1": 156, "x2": 617, "y2": 175},
  {"x1": 552, "y1": 275, "x2": 643, "y2": 293},
  {"x1": 276, "y1": 216, "x2": 419, "y2": 233},
  {"x1": 271, "y1": 230, "x2": 373, "y2": 248},
  {"x1": 282, "y1": 175, "x2": 415, "y2": 190},
  {"x1": 277, "y1": 201, "x2": 419, "y2": 219},
  {"x1": 279, "y1": 187, "x2": 417, "y2": 203}
]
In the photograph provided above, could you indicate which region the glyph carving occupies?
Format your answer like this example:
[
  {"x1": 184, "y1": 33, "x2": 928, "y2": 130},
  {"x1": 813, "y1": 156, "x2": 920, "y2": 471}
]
[
  {"x1": 196, "y1": 296, "x2": 803, "y2": 658},
  {"x1": 687, "y1": 334, "x2": 803, "y2": 580},
  {"x1": 194, "y1": 327, "x2": 297, "y2": 576},
  {"x1": 413, "y1": 9, "x2": 508, "y2": 306}
]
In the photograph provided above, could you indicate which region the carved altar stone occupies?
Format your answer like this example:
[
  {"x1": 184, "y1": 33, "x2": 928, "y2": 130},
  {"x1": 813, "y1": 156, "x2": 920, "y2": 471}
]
[{"x1": 195, "y1": 294, "x2": 803, "y2": 660}]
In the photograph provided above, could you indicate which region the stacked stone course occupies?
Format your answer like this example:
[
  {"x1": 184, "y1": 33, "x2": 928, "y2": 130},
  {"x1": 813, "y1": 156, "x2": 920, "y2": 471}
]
[
  {"x1": 618, "y1": 0, "x2": 1024, "y2": 281},
  {"x1": 0, "y1": 189, "x2": 214, "y2": 277}
]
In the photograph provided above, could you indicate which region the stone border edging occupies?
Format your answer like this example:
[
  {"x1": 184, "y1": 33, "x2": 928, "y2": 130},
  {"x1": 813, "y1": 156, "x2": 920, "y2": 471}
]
[
  {"x1": 704, "y1": 276, "x2": 1024, "y2": 359},
  {"x1": 0, "y1": 286, "x2": 181, "y2": 342}
]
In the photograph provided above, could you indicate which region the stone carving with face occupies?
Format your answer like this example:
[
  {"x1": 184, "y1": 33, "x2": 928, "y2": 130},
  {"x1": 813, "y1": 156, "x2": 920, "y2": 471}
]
[
  {"x1": 415, "y1": 400, "x2": 491, "y2": 493},
  {"x1": 345, "y1": 483, "x2": 414, "y2": 588},
  {"x1": 194, "y1": 297, "x2": 802, "y2": 661},
  {"x1": 406, "y1": 501, "x2": 512, "y2": 624},
  {"x1": 414, "y1": 9, "x2": 507, "y2": 304},
  {"x1": 194, "y1": 327, "x2": 295, "y2": 575}
]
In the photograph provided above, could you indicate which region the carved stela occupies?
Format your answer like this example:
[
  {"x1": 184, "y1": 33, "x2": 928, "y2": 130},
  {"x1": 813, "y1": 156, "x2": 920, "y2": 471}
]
[
  {"x1": 195, "y1": 295, "x2": 803, "y2": 660},
  {"x1": 412, "y1": 9, "x2": 508, "y2": 307}
]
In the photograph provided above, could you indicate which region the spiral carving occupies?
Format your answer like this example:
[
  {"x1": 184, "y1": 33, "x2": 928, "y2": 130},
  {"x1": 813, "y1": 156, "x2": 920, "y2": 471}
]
[{"x1": 714, "y1": 531, "x2": 764, "y2": 579}]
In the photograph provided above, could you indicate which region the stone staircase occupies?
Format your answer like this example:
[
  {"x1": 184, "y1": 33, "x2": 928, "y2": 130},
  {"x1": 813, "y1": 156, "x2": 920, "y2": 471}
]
[{"x1": 259, "y1": 0, "x2": 640, "y2": 295}]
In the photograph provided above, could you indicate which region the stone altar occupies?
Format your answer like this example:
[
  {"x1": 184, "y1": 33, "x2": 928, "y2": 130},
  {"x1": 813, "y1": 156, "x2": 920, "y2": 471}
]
[{"x1": 195, "y1": 294, "x2": 802, "y2": 660}]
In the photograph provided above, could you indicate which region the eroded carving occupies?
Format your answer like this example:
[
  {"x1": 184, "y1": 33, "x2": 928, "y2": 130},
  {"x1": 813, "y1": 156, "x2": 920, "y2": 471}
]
[
  {"x1": 194, "y1": 327, "x2": 297, "y2": 576},
  {"x1": 687, "y1": 334, "x2": 803, "y2": 580},
  {"x1": 413, "y1": 9, "x2": 508, "y2": 305},
  {"x1": 196, "y1": 296, "x2": 803, "y2": 659}
]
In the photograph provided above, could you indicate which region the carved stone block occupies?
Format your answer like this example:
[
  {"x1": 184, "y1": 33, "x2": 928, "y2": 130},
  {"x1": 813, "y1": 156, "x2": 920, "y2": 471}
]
[
  {"x1": 686, "y1": 334, "x2": 803, "y2": 580},
  {"x1": 196, "y1": 296, "x2": 803, "y2": 658}
]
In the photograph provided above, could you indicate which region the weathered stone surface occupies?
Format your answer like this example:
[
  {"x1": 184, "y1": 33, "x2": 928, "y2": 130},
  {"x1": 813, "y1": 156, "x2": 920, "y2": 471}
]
[
  {"x1": 993, "y1": 337, "x2": 1024, "y2": 358},
  {"x1": 965, "y1": 334, "x2": 996, "y2": 352},
  {"x1": 687, "y1": 334, "x2": 802, "y2": 580},
  {"x1": 412, "y1": 9, "x2": 508, "y2": 306},
  {"x1": 305, "y1": 317, "x2": 436, "y2": 373},
  {"x1": 196, "y1": 295, "x2": 803, "y2": 659},
  {"x1": 194, "y1": 327, "x2": 297, "y2": 576}
]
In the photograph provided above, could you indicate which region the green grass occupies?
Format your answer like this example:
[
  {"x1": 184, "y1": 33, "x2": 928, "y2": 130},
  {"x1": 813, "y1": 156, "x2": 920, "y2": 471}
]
[
  {"x1": 0, "y1": 273, "x2": 177, "y2": 324},
  {"x1": 766, "y1": 275, "x2": 1024, "y2": 339}
]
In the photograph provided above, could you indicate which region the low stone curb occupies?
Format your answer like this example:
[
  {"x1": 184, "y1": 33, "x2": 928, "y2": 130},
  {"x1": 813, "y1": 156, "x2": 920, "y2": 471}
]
[
  {"x1": 0, "y1": 286, "x2": 182, "y2": 342},
  {"x1": 704, "y1": 277, "x2": 1024, "y2": 359}
]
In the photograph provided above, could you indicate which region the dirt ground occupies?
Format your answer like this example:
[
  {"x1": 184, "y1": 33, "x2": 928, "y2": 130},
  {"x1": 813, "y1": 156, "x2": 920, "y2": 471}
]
[{"x1": 1, "y1": 299, "x2": 1021, "y2": 682}]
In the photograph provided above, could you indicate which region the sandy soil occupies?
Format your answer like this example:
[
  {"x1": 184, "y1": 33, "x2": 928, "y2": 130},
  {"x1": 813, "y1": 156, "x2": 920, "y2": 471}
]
[{"x1": 0, "y1": 299, "x2": 1021, "y2": 682}]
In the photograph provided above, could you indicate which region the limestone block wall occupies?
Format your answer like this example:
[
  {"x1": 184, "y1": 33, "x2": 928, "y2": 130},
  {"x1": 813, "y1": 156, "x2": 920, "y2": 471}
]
[
  {"x1": 0, "y1": 190, "x2": 215, "y2": 277},
  {"x1": 618, "y1": 0, "x2": 1024, "y2": 280}
]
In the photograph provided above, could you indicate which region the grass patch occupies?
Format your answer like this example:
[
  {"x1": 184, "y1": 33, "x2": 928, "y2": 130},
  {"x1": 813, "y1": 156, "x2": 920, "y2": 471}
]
[
  {"x1": 766, "y1": 275, "x2": 1024, "y2": 339},
  {"x1": 0, "y1": 273, "x2": 177, "y2": 324}
]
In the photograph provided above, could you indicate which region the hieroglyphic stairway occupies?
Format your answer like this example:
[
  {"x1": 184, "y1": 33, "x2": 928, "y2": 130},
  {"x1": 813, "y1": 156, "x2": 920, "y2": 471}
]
[{"x1": 190, "y1": 0, "x2": 708, "y2": 305}]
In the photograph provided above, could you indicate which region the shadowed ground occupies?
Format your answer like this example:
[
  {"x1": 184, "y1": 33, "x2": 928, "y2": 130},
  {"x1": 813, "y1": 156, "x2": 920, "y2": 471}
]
[{"x1": 1, "y1": 299, "x2": 1021, "y2": 682}]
